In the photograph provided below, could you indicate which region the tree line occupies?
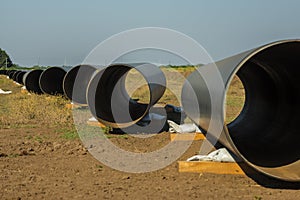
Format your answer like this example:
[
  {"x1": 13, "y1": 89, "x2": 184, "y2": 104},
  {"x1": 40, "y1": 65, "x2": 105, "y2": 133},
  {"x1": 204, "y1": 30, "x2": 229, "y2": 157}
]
[{"x1": 0, "y1": 48, "x2": 13, "y2": 68}]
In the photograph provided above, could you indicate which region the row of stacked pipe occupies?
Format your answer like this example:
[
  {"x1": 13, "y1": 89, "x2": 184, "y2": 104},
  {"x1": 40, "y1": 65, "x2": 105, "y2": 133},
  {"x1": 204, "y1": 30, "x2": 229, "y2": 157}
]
[
  {"x1": 1, "y1": 39, "x2": 300, "y2": 182},
  {"x1": 0, "y1": 69, "x2": 28, "y2": 86},
  {"x1": 0, "y1": 64, "x2": 169, "y2": 131},
  {"x1": 0, "y1": 66, "x2": 97, "y2": 98},
  {"x1": 0, "y1": 67, "x2": 67, "y2": 95}
]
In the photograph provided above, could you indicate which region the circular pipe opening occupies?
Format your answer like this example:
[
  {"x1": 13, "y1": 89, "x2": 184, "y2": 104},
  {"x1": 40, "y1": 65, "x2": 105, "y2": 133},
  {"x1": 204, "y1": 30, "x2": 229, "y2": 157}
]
[
  {"x1": 39, "y1": 67, "x2": 66, "y2": 95},
  {"x1": 226, "y1": 41, "x2": 300, "y2": 179},
  {"x1": 23, "y1": 70, "x2": 44, "y2": 94},
  {"x1": 87, "y1": 63, "x2": 166, "y2": 128},
  {"x1": 16, "y1": 71, "x2": 26, "y2": 85},
  {"x1": 12, "y1": 71, "x2": 21, "y2": 82},
  {"x1": 8, "y1": 70, "x2": 17, "y2": 79},
  {"x1": 63, "y1": 65, "x2": 96, "y2": 105}
]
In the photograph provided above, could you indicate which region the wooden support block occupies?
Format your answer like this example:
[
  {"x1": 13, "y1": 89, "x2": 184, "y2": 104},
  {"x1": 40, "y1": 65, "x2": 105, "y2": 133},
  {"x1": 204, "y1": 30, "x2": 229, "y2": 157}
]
[
  {"x1": 65, "y1": 103, "x2": 82, "y2": 109},
  {"x1": 20, "y1": 88, "x2": 28, "y2": 94},
  {"x1": 87, "y1": 120, "x2": 106, "y2": 128},
  {"x1": 170, "y1": 133, "x2": 205, "y2": 141},
  {"x1": 65, "y1": 103, "x2": 73, "y2": 109},
  {"x1": 178, "y1": 161, "x2": 246, "y2": 175}
]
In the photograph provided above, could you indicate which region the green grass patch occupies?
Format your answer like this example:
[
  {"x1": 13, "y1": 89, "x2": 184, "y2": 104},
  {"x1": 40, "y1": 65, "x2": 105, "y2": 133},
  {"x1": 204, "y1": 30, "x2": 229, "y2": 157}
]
[
  {"x1": 25, "y1": 135, "x2": 33, "y2": 140},
  {"x1": 8, "y1": 153, "x2": 20, "y2": 158},
  {"x1": 34, "y1": 136, "x2": 43, "y2": 143},
  {"x1": 95, "y1": 164, "x2": 103, "y2": 169},
  {"x1": 59, "y1": 130, "x2": 79, "y2": 140}
]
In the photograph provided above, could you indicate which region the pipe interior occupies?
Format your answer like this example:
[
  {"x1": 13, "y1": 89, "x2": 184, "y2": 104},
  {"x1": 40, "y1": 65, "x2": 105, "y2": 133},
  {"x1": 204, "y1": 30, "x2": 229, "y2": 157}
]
[
  {"x1": 24, "y1": 70, "x2": 44, "y2": 94},
  {"x1": 8, "y1": 70, "x2": 16, "y2": 79},
  {"x1": 12, "y1": 71, "x2": 21, "y2": 81},
  {"x1": 63, "y1": 65, "x2": 96, "y2": 104},
  {"x1": 40, "y1": 67, "x2": 66, "y2": 95},
  {"x1": 92, "y1": 65, "x2": 149, "y2": 124},
  {"x1": 227, "y1": 42, "x2": 300, "y2": 168},
  {"x1": 16, "y1": 71, "x2": 26, "y2": 84}
]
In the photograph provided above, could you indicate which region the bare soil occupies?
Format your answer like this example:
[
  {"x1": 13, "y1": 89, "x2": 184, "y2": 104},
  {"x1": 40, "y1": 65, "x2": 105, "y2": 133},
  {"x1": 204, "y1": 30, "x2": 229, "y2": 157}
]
[{"x1": 1, "y1": 127, "x2": 300, "y2": 200}]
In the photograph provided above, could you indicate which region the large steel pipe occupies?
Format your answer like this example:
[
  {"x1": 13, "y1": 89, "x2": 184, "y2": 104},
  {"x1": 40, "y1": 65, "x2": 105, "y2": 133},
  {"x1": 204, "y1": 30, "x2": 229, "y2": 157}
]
[
  {"x1": 182, "y1": 40, "x2": 300, "y2": 182},
  {"x1": 16, "y1": 71, "x2": 27, "y2": 85},
  {"x1": 8, "y1": 70, "x2": 17, "y2": 79},
  {"x1": 39, "y1": 67, "x2": 66, "y2": 95},
  {"x1": 23, "y1": 70, "x2": 44, "y2": 94},
  {"x1": 87, "y1": 63, "x2": 166, "y2": 128},
  {"x1": 0, "y1": 70, "x2": 7, "y2": 75},
  {"x1": 11, "y1": 70, "x2": 20, "y2": 81},
  {"x1": 12, "y1": 71, "x2": 23, "y2": 83},
  {"x1": 1, "y1": 70, "x2": 8, "y2": 75},
  {"x1": 63, "y1": 65, "x2": 97, "y2": 105}
]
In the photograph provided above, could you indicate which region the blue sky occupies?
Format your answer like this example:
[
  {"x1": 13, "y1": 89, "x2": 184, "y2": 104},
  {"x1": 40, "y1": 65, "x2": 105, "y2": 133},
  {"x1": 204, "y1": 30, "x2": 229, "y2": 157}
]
[{"x1": 0, "y1": 0, "x2": 299, "y2": 66}]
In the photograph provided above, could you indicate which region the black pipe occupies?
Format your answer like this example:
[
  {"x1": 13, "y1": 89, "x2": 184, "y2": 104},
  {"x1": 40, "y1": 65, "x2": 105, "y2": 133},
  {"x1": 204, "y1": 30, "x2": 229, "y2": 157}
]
[
  {"x1": 16, "y1": 71, "x2": 27, "y2": 85},
  {"x1": 0, "y1": 70, "x2": 6, "y2": 75},
  {"x1": 87, "y1": 63, "x2": 166, "y2": 128},
  {"x1": 39, "y1": 67, "x2": 66, "y2": 95},
  {"x1": 23, "y1": 70, "x2": 44, "y2": 94},
  {"x1": 63, "y1": 64, "x2": 97, "y2": 105},
  {"x1": 182, "y1": 39, "x2": 300, "y2": 182},
  {"x1": 8, "y1": 70, "x2": 17, "y2": 79},
  {"x1": 12, "y1": 71, "x2": 22, "y2": 82}
]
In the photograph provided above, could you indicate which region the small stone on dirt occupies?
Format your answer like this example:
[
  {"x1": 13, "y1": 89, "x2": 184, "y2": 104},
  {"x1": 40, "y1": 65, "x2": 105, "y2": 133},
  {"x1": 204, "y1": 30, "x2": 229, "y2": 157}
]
[{"x1": 0, "y1": 153, "x2": 8, "y2": 157}]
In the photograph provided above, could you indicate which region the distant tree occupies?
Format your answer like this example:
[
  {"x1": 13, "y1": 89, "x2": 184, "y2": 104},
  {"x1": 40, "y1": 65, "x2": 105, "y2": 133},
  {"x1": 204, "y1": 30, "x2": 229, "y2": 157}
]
[{"x1": 0, "y1": 48, "x2": 13, "y2": 68}]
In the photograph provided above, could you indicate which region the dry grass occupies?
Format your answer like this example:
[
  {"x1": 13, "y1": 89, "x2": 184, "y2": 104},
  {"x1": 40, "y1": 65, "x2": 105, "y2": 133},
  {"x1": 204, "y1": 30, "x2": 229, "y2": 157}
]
[
  {"x1": 0, "y1": 76, "x2": 73, "y2": 129},
  {"x1": 226, "y1": 75, "x2": 245, "y2": 124},
  {"x1": 127, "y1": 66, "x2": 245, "y2": 124},
  {"x1": 128, "y1": 66, "x2": 195, "y2": 106}
]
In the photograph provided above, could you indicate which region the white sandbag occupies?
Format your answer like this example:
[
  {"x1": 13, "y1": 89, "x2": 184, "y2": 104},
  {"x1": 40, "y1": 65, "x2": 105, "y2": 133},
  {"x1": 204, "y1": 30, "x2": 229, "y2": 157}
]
[
  {"x1": 0, "y1": 88, "x2": 12, "y2": 94},
  {"x1": 187, "y1": 148, "x2": 241, "y2": 162},
  {"x1": 88, "y1": 117, "x2": 98, "y2": 122},
  {"x1": 168, "y1": 120, "x2": 201, "y2": 133}
]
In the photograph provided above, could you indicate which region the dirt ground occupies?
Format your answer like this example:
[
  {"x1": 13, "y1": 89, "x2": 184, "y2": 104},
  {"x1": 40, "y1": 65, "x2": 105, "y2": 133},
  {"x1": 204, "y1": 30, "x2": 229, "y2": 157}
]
[
  {"x1": 1, "y1": 127, "x2": 300, "y2": 200},
  {"x1": 1, "y1": 73, "x2": 300, "y2": 199}
]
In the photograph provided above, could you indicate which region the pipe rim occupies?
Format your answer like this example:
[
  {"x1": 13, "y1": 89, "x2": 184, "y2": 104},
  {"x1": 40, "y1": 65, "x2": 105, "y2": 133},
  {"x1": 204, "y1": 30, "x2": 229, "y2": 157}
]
[
  {"x1": 39, "y1": 67, "x2": 66, "y2": 95},
  {"x1": 86, "y1": 63, "x2": 166, "y2": 128},
  {"x1": 63, "y1": 64, "x2": 97, "y2": 105},
  {"x1": 223, "y1": 39, "x2": 300, "y2": 182}
]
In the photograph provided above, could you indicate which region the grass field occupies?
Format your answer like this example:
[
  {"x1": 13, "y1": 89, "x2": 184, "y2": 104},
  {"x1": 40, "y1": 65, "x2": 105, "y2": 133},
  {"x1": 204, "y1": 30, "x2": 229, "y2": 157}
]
[{"x1": 0, "y1": 78, "x2": 73, "y2": 130}]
